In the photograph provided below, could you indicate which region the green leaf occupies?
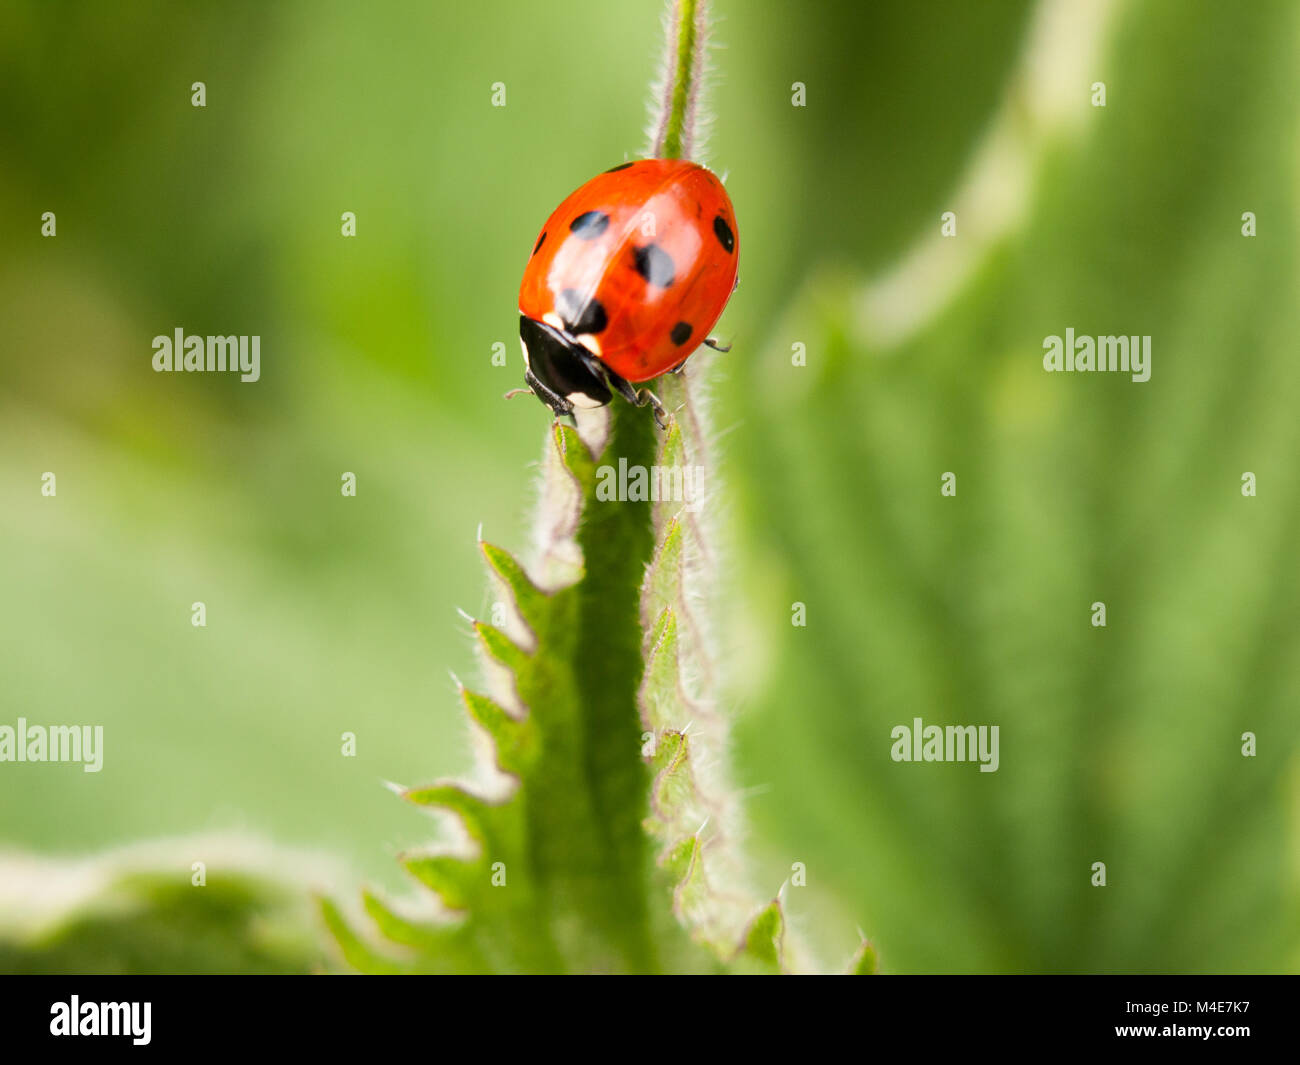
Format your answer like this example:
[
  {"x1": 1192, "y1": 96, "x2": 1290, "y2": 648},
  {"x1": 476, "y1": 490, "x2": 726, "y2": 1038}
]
[
  {"x1": 326, "y1": 281, "x2": 844, "y2": 974},
  {"x1": 734, "y1": 0, "x2": 1300, "y2": 972},
  {"x1": 846, "y1": 938, "x2": 879, "y2": 976},
  {"x1": 322, "y1": 0, "x2": 855, "y2": 975},
  {"x1": 740, "y1": 900, "x2": 785, "y2": 971},
  {"x1": 327, "y1": 405, "x2": 704, "y2": 972},
  {"x1": 0, "y1": 844, "x2": 336, "y2": 975}
]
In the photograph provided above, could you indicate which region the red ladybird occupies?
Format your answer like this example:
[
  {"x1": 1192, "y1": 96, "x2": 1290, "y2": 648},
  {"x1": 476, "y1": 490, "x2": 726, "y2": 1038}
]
[{"x1": 516, "y1": 158, "x2": 739, "y2": 426}]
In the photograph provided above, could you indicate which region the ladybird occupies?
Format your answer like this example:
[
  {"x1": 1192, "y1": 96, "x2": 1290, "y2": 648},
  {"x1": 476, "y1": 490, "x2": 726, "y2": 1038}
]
[{"x1": 515, "y1": 158, "x2": 739, "y2": 427}]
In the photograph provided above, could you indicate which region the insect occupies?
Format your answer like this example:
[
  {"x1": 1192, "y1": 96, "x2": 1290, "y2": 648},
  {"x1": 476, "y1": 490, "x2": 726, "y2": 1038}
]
[{"x1": 514, "y1": 158, "x2": 739, "y2": 427}]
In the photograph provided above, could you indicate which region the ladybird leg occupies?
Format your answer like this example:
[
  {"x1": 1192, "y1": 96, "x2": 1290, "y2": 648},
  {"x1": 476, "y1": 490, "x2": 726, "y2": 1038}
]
[
  {"x1": 522, "y1": 368, "x2": 574, "y2": 419},
  {"x1": 634, "y1": 388, "x2": 668, "y2": 430},
  {"x1": 605, "y1": 369, "x2": 669, "y2": 429},
  {"x1": 703, "y1": 337, "x2": 731, "y2": 353},
  {"x1": 669, "y1": 359, "x2": 688, "y2": 375},
  {"x1": 570, "y1": 349, "x2": 667, "y2": 428}
]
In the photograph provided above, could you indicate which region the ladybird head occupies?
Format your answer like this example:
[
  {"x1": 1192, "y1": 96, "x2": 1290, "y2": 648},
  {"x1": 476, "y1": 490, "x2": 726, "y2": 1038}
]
[{"x1": 518, "y1": 315, "x2": 612, "y2": 416}]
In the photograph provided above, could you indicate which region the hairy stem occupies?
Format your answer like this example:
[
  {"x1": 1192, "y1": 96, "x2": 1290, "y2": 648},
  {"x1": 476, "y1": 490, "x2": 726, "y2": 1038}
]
[
  {"x1": 652, "y1": 0, "x2": 706, "y2": 160},
  {"x1": 571, "y1": 408, "x2": 659, "y2": 968}
]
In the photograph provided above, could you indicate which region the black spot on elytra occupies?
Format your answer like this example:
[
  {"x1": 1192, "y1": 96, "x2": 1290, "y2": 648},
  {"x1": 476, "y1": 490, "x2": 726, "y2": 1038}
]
[
  {"x1": 569, "y1": 210, "x2": 609, "y2": 238},
  {"x1": 557, "y1": 289, "x2": 608, "y2": 335},
  {"x1": 671, "y1": 321, "x2": 693, "y2": 346},
  {"x1": 532, "y1": 231, "x2": 546, "y2": 255},
  {"x1": 713, "y1": 214, "x2": 734, "y2": 253},
  {"x1": 604, "y1": 162, "x2": 634, "y2": 172},
  {"x1": 633, "y1": 243, "x2": 676, "y2": 288}
]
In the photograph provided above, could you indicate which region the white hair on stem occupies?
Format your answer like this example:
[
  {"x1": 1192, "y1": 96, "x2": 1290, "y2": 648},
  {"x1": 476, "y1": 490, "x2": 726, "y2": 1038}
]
[{"x1": 647, "y1": 0, "x2": 715, "y2": 162}]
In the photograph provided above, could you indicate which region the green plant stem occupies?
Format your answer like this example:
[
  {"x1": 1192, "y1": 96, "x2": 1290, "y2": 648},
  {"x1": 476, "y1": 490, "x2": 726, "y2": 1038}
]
[
  {"x1": 655, "y1": 0, "x2": 702, "y2": 160},
  {"x1": 572, "y1": 407, "x2": 659, "y2": 969}
]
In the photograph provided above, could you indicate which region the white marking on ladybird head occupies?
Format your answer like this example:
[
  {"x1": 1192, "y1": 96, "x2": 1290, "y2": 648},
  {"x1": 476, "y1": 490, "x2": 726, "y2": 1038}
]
[
  {"x1": 566, "y1": 390, "x2": 606, "y2": 410},
  {"x1": 518, "y1": 337, "x2": 531, "y2": 370},
  {"x1": 542, "y1": 312, "x2": 565, "y2": 333},
  {"x1": 575, "y1": 334, "x2": 602, "y2": 357}
]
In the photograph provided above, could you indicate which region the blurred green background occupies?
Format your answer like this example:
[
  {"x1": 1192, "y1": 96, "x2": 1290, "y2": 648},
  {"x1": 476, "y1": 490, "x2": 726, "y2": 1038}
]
[{"x1": 2, "y1": 0, "x2": 1297, "y2": 972}]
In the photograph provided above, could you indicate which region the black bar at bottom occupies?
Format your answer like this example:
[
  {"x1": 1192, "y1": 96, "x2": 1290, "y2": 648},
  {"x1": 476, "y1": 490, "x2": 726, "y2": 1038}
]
[{"x1": 1, "y1": 974, "x2": 1293, "y2": 1052}]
